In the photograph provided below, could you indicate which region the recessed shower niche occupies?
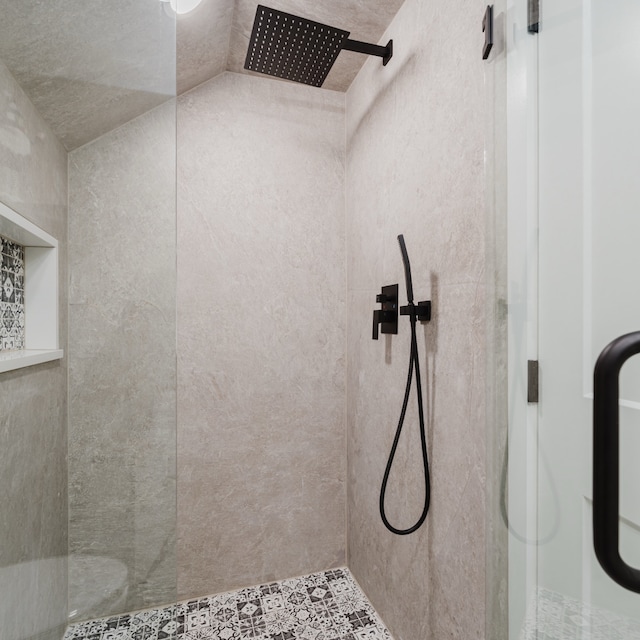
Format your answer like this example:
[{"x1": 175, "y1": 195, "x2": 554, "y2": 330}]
[{"x1": 0, "y1": 200, "x2": 62, "y2": 373}]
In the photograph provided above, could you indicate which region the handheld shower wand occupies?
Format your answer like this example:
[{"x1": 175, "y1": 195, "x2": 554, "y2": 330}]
[
  {"x1": 397, "y1": 234, "x2": 414, "y2": 303},
  {"x1": 379, "y1": 235, "x2": 432, "y2": 535}
]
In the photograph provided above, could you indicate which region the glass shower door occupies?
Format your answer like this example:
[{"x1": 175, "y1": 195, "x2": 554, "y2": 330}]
[{"x1": 531, "y1": 0, "x2": 640, "y2": 635}]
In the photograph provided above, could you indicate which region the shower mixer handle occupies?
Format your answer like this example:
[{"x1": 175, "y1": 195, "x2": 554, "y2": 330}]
[
  {"x1": 372, "y1": 309, "x2": 397, "y2": 340},
  {"x1": 372, "y1": 284, "x2": 399, "y2": 340},
  {"x1": 373, "y1": 310, "x2": 391, "y2": 340}
]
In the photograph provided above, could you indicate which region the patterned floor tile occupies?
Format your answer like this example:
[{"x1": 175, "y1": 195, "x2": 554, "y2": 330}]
[
  {"x1": 63, "y1": 569, "x2": 393, "y2": 640},
  {"x1": 520, "y1": 587, "x2": 640, "y2": 640}
]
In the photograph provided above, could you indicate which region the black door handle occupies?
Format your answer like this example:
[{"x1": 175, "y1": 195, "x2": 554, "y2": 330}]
[{"x1": 593, "y1": 331, "x2": 640, "y2": 593}]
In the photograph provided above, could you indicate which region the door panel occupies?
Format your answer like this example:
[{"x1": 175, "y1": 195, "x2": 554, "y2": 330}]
[{"x1": 534, "y1": 0, "x2": 640, "y2": 633}]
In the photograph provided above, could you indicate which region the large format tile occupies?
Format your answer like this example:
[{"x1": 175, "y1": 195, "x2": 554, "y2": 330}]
[
  {"x1": 0, "y1": 57, "x2": 68, "y2": 640},
  {"x1": 345, "y1": 0, "x2": 487, "y2": 638},
  {"x1": 177, "y1": 73, "x2": 346, "y2": 598},
  {"x1": 68, "y1": 100, "x2": 177, "y2": 618}
]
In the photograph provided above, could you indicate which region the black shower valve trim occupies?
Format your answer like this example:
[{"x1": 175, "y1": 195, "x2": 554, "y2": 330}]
[{"x1": 372, "y1": 284, "x2": 399, "y2": 340}]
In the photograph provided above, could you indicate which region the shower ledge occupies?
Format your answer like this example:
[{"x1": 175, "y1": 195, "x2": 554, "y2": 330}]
[{"x1": 0, "y1": 348, "x2": 63, "y2": 374}]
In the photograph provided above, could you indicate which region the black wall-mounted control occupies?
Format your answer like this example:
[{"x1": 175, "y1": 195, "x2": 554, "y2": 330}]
[
  {"x1": 372, "y1": 284, "x2": 399, "y2": 340},
  {"x1": 400, "y1": 300, "x2": 432, "y2": 323}
]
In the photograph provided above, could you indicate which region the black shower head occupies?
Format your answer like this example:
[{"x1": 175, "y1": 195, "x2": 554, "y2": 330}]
[{"x1": 244, "y1": 5, "x2": 393, "y2": 88}]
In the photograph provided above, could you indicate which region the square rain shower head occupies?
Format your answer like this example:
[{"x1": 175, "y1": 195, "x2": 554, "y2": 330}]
[{"x1": 244, "y1": 5, "x2": 351, "y2": 88}]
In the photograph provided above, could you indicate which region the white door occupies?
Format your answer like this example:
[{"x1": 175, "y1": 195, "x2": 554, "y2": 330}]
[{"x1": 522, "y1": 0, "x2": 640, "y2": 635}]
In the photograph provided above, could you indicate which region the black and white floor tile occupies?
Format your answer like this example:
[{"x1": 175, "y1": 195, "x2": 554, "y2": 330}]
[
  {"x1": 64, "y1": 568, "x2": 393, "y2": 640},
  {"x1": 0, "y1": 235, "x2": 25, "y2": 351},
  {"x1": 520, "y1": 587, "x2": 640, "y2": 640}
]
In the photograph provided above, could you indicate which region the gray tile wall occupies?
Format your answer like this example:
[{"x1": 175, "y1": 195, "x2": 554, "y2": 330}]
[
  {"x1": 484, "y1": 1, "x2": 509, "y2": 636},
  {"x1": 68, "y1": 101, "x2": 178, "y2": 619},
  {"x1": 176, "y1": 72, "x2": 346, "y2": 599},
  {"x1": 0, "y1": 58, "x2": 68, "y2": 640},
  {"x1": 345, "y1": 1, "x2": 487, "y2": 638}
]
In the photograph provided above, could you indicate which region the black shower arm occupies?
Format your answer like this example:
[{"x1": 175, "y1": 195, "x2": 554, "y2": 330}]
[{"x1": 342, "y1": 38, "x2": 393, "y2": 66}]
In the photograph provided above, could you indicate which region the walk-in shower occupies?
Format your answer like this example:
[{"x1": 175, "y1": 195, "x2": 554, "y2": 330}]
[{"x1": 1, "y1": 1, "x2": 494, "y2": 640}]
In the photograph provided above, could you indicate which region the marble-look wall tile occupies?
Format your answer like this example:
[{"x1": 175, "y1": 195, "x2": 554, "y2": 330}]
[
  {"x1": 0, "y1": 58, "x2": 68, "y2": 640},
  {"x1": 176, "y1": 0, "x2": 232, "y2": 95},
  {"x1": 0, "y1": 59, "x2": 67, "y2": 228},
  {"x1": 483, "y1": 1, "x2": 509, "y2": 637},
  {"x1": 176, "y1": 72, "x2": 346, "y2": 599},
  {"x1": 0, "y1": 0, "x2": 176, "y2": 151},
  {"x1": 346, "y1": 1, "x2": 487, "y2": 638},
  {"x1": 68, "y1": 101, "x2": 177, "y2": 619}
]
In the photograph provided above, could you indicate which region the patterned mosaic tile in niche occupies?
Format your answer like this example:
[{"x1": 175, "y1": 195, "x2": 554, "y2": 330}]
[
  {"x1": 0, "y1": 235, "x2": 25, "y2": 351},
  {"x1": 64, "y1": 567, "x2": 394, "y2": 640}
]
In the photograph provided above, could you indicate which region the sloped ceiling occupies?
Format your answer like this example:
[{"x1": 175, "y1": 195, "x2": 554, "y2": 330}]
[{"x1": 0, "y1": 0, "x2": 404, "y2": 150}]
